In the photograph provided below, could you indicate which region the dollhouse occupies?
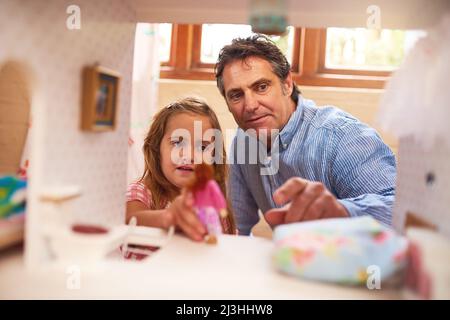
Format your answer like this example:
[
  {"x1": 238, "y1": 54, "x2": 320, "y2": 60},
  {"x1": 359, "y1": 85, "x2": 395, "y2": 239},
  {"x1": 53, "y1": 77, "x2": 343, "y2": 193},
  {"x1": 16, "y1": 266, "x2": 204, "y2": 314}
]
[
  {"x1": 0, "y1": 0, "x2": 449, "y2": 299},
  {"x1": 377, "y1": 15, "x2": 450, "y2": 237}
]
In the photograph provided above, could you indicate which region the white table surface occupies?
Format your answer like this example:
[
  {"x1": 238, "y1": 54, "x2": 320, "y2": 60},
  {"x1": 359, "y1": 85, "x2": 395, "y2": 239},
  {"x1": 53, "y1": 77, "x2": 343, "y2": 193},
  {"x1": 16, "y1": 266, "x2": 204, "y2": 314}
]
[{"x1": 0, "y1": 234, "x2": 401, "y2": 299}]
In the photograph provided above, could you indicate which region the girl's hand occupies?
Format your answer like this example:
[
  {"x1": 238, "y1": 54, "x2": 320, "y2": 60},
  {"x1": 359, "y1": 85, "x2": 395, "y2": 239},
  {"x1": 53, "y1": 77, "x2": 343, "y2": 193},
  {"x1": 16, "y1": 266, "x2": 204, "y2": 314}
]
[
  {"x1": 126, "y1": 201, "x2": 174, "y2": 230},
  {"x1": 168, "y1": 189, "x2": 206, "y2": 241}
]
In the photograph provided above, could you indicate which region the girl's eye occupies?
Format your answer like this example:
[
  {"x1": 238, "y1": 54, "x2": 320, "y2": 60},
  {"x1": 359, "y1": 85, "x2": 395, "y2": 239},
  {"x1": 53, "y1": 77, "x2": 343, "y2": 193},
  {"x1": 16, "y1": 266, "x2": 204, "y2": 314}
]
[
  {"x1": 171, "y1": 138, "x2": 184, "y2": 147},
  {"x1": 197, "y1": 142, "x2": 211, "y2": 152}
]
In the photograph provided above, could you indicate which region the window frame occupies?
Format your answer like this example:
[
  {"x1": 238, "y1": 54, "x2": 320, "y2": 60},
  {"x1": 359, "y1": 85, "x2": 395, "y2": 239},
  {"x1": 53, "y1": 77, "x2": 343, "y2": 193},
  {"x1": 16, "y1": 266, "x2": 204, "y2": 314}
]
[{"x1": 160, "y1": 24, "x2": 392, "y2": 89}]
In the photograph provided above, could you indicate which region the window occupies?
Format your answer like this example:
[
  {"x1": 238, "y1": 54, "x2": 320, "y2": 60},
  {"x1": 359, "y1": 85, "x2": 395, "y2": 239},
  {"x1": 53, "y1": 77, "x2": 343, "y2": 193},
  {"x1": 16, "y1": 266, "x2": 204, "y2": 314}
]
[
  {"x1": 158, "y1": 23, "x2": 425, "y2": 89},
  {"x1": 200, "y1": 24, "x2": 295, "y2": 64},
  {"x1": 325, "y1": 28, "x2": 426, "y2": 71},
  {"x1": 157, "y1": 23, "x2": 173, "y2": 63}
]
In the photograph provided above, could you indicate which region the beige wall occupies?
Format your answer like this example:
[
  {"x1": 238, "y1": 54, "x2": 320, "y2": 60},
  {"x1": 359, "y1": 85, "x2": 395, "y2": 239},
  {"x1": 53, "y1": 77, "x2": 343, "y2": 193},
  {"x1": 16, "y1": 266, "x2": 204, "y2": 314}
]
[
  {"x1": 158, "y1": 79, "x2": 398, "y2": 154},
  {"x1": 0, "y1": 61, "x2": 31, "y2": 175}
]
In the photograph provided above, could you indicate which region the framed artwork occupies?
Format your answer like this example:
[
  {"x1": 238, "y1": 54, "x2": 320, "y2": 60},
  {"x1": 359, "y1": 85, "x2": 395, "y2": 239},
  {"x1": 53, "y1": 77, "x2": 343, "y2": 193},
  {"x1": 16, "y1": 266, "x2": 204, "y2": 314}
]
[{"x1": 81, "y1": 65, "x2": 120, "y2": 132}]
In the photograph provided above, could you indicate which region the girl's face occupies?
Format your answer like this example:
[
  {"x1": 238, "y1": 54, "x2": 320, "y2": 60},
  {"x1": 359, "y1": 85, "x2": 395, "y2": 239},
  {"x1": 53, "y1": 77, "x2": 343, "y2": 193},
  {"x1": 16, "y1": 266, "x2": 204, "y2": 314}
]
[{"x1": 160, "y1": 112, "x2": 216, "y2": 189}]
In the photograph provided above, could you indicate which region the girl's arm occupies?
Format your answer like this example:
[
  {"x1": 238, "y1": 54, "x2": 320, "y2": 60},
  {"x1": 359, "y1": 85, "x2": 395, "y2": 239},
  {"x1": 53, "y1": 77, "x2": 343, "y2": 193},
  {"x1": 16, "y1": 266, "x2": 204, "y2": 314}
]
[
  {"x1": 126, "y1": 200, "x2": 174, "y2": 230},
  {"x1": 127, "y1": 194, "x2": 207, "y2": 242}
]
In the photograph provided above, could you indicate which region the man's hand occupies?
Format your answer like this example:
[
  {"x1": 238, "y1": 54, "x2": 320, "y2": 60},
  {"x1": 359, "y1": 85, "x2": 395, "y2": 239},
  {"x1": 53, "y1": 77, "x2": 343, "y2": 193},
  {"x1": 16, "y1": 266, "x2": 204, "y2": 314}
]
[{"x1": 264, "y1": 177, "x2": 348, "y2": 228}]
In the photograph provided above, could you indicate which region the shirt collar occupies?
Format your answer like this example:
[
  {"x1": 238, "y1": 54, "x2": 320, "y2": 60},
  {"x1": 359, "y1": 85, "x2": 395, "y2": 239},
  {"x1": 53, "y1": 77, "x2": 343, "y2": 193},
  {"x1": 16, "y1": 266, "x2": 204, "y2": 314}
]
[{"x1": 277, "y1": 95, "x2": 304, "y2": 150}]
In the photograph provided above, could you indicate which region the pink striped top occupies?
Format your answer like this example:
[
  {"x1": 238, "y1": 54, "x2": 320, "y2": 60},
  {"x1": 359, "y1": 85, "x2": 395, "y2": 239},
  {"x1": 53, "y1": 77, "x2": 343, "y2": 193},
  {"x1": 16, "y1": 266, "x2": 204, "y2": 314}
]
[
  {"x1": 126, "y1": 181, "x2": 233, "y2": 234},
  {"x1": 126, "y1": 181, "x2": 156, "y2": 209}
]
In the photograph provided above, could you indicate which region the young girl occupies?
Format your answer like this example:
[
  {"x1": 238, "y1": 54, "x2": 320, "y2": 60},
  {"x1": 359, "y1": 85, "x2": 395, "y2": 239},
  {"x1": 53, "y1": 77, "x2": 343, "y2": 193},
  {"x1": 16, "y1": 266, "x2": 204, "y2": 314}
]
[{"x1": 126, "y1": 97, "x2": 236, "y2": 241}]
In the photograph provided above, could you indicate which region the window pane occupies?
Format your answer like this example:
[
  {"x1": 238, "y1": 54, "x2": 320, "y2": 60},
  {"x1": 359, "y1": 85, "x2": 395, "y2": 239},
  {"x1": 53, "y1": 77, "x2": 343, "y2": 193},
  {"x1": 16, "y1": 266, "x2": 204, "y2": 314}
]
[
  {"x1": 200, "y1": 24, "x2": 295, "y2": 64},
  {"x1": 157, "y1": 23, "x2": 172, "y2": 63},
  {"x1": 325, "y1": 28, "x2": 426, "y2": 71}
]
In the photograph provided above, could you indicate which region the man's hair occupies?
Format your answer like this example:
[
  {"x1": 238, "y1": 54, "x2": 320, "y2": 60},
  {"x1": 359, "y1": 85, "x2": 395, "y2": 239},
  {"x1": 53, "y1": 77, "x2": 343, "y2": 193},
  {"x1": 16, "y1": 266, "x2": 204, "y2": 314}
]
[{"x1": 215, "y1": 34, "x2": 300, "y2": 104}]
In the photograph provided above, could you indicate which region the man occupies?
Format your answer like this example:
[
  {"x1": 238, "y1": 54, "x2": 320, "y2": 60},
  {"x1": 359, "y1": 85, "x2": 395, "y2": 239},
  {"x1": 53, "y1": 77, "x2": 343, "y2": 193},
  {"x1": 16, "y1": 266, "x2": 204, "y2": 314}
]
[{"x1": 215, "y1": 35, "x2": 396, "y2": 235}]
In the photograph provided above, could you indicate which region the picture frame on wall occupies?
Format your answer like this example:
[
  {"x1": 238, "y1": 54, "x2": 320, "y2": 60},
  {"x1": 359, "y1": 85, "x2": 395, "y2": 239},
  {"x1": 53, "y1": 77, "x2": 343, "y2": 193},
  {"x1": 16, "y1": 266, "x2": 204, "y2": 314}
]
[{"x1": 81, "y1": 65, "x2": 120, "y2": 132}]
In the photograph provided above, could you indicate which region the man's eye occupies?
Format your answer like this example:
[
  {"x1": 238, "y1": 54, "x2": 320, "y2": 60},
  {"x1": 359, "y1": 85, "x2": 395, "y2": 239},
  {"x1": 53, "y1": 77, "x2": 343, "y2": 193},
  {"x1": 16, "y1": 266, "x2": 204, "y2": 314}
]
[
  {"x1": 229, "y1": 92, "x2": 242, "y2": 101},
  {"x1": 257, "y1": 83, "x2": 268, "y2": 92}
]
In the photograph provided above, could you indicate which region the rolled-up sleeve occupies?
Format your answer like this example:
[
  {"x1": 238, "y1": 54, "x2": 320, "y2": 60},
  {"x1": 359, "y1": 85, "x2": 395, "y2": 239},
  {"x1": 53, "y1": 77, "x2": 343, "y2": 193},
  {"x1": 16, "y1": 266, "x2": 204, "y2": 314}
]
[{"x1": 331, "y1": 121, "x2": 396, "y2": 226}]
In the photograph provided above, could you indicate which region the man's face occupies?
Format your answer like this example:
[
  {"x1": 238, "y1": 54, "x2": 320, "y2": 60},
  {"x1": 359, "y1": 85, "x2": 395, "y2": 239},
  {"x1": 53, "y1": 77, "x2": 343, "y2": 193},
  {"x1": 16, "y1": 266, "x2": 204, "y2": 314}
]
[{"x1": 222, "y1": 56, "x2": 295, "y2": 138}]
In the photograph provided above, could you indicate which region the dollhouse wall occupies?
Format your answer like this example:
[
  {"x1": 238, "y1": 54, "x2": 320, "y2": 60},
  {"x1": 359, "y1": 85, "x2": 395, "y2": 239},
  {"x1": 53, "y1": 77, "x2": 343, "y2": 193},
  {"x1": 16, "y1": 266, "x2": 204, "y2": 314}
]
[
  {"x1": 0, "y1": 0, "x2": 137, "y2": 265},
  {"x1": 132, "y1": 0, "x2": 450, "y2": 29},
  {"x1": 393, "y1": 136, "x2": 450, "y2": 238},
  {"x1": 2, "y1": 0, "x2": 449, "y2": 268}
]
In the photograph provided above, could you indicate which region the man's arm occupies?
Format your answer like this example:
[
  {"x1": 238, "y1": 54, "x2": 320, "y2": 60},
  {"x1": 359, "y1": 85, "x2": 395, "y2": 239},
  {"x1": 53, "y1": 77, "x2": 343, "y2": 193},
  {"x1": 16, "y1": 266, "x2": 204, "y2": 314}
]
[
  {"x1": 229, "y1": 162, "x2": 260, "y2": 235},
  {"x1": 331, "y1": 122, "x2": 396, "y2": 225},
  {"x1": 264, "y1": 120, "x2": 396, "y2": 227}
]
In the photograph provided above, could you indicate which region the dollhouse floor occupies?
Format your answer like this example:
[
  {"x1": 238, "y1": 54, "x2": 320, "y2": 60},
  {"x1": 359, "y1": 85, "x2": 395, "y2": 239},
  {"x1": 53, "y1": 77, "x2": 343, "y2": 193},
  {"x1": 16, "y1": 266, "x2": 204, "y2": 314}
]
[{"x1": 0, "y1": 234, "x2": 402, "y2": 299}]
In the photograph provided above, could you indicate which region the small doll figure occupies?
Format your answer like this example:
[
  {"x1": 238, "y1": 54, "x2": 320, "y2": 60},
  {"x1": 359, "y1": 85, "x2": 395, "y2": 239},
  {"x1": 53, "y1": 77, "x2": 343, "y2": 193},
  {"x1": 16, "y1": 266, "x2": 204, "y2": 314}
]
[{"x1": 188, "y1": 163, "x2": 228, "y2": 244}]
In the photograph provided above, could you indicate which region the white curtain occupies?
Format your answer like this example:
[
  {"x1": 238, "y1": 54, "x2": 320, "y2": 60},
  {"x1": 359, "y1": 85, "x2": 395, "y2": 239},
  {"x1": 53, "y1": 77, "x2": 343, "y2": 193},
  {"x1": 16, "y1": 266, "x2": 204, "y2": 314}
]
[{"x1": 127, "y1": 23, "x2": 161, "y2": 184}]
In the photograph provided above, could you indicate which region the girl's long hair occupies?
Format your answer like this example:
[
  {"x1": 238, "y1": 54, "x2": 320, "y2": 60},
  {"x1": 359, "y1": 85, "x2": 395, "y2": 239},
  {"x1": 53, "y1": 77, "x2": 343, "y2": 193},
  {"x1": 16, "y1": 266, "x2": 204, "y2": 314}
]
[{"x1": 141, "y1": 97, "x2": 236, "y2": 234}]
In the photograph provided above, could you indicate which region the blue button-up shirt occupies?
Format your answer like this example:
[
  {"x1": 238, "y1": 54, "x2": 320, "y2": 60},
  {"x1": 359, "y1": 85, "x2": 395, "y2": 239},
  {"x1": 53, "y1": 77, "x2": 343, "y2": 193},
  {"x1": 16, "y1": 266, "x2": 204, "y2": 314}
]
[{"x1": 228, "y1": 97, "x2": 396, "y2": 235}]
